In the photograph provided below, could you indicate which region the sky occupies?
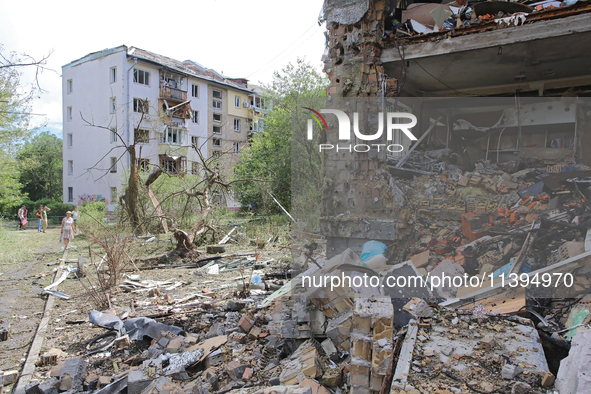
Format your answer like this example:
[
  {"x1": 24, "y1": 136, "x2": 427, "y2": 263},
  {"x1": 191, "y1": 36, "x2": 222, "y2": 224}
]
[{"x1": 0, "y1": 0, "x2": 327, "y2": 137}]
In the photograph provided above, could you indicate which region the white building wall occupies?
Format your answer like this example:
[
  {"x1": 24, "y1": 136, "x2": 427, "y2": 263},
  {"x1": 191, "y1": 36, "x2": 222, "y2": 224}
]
[
  {"x1": 186, "y1": 77, "x2": 208, "y2": 163},
  {"x1": 62, "y1": 49, "x2": 128, "y2": 210}
]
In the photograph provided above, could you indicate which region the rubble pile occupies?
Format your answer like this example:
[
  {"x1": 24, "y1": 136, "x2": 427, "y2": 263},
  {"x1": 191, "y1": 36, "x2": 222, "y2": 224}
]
[{"x1": 386, "y1": 0, "x2": 591, "y2": 39}]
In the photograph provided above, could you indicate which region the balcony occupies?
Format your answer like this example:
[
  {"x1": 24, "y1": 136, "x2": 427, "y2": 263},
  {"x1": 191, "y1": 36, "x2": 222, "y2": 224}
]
[{"x1": 160, "y1": 84, "x2": 187, "y2": 102}]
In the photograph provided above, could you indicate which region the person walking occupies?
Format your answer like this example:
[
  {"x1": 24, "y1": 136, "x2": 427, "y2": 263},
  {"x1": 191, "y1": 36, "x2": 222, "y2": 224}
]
[
  {"x1": 18, "y1": 205, "x2": 28, "y2": 230},
  {"x1": 72, "y1": 207, "x2": 80, "y2": 234},
  {"x1": 36, "y1": 205, "x2": 43, "y2": 232},
  {"x1": 42, "y1": 205, "x2": 51, "y2": 233},
  {"x1": 60, "y1": 211, "x2": 75, "y2": 250}
]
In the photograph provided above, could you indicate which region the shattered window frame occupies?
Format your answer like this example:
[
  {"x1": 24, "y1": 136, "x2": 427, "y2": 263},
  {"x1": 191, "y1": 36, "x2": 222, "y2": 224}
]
[
  {"x1": 213, "y1": 125, "x2": 221, "y2": 134},
  {"x1": 213, "y1": 113, "x2": 222, "y2": 123},
  {"x1": 134, "y1": 128, "x2": 150, "y2": 144},
  {"x1": 133, "y1": 98, "x2": 149, "y2": 114},
  {"x1": 133, "y1": 68, "x2": 150, "y2": 86}
]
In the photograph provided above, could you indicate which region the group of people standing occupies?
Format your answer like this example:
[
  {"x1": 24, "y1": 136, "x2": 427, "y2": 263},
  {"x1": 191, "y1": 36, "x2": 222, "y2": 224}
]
[{"x1": 17, "y1": 205, "x2": 79, "y2": 250}]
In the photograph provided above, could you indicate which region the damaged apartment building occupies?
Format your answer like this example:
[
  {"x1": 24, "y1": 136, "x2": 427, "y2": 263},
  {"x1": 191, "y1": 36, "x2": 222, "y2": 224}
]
[
  {"x1": 62, "y1": 45, "x2": 268, "y2": 212},
  {"x1": 318, "y1": 0, "x2": 591, "y2": 256}
]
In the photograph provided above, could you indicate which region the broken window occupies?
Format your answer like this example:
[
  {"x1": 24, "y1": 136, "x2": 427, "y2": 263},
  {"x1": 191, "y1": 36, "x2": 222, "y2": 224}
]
[
  {"x1": 213, "y1": 125, "x2": 221, "y2": 134},
  {"x1": 67, "y1": 187, "x2": 73, "y2": 202},
  {"x1": 67, "y1": 160, "x2": 73, "y2": 175},
  {"x1": 110, "y1": 67, "x2": 117, "y2": 83},
  {"x1": 235, "y1": 96, "x2": 240, "y2": 108},
  {"x1": 192, "y1": 84, "x2": 199, "y2": 98},
  {"x1": 192, "y1": 110, "x2": 199, "y2": 124},
  {"x1": 212, "y1": 150, "x2": 221, "y2": 158},
  {"x1": 133, "y1": 68, "x2": 150, "y2": 86},
  {"x1": 213, "y1": 100, "x2": 222, "y2": 109},
  {"x1": 234, "y1": 118, "x2": 241, "y2": 132},
  {"x1": 213, "y1": 113, "x2": 222, "y2": 123},
  {"x1": 212, "y1": 90, "x2": 222, "y2": 99},
  {"x1": 133, "y1": 98, "x2": 149, "y2": 114},
  {"x1": 234, "y1": 142, "x2": 240, "y2": 154},
  {"x1": 110, "y1": 157, "x2": 117, "y2": 173},
  {"x1": 159, "y1": 155, "x2": 186, "y2": 174},
  {"x1": 110, "y1": 97, "x2": 116, "y2": 114},
  {"x1": 137, "y1": 158, "x2": 150, "y2": 171},
  {"x1": 191, "y1": 161, "x2": 199, "y2": 175},
  {"x1": 134, "y1": 128, "x2": 149, "y2": 143},
  {"x1": 213, "y1": 138, "x2": 221, "y2": 147},
  {"x1": 110, "y1": 187, "x2": 117, "y2": 202},
  {"x1": 110, "y1": 128, "x2": 118, "y2": 143},
  {"x1": 191, "y1": 136, "x2": 199, "y2": 146},
  {"x1": 161, "y1": 127, "x2": 183, "y2": 145}
]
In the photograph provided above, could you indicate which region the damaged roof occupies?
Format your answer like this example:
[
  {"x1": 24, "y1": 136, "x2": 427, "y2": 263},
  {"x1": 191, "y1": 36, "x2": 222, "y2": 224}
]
[{"x1": 63, "y1": 45, "x2": 257, "y2": 94}]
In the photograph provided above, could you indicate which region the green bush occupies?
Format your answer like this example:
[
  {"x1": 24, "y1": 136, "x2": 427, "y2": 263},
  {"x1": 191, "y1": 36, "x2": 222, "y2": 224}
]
[
  {"x1": 78, "y1": 202, "x2": 107, "y2": 233},
  {"x1": 5, "y1": 199, "x2": 75, "y2": 220}
]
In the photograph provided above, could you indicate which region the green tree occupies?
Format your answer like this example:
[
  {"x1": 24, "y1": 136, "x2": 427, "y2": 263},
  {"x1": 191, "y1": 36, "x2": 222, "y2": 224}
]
[
  {"x1": 17, "y1": 131, "x2": 63, "y2": 201},
  {"x1": 234, "y1": 59, "x2": 328, "y2": 217}
]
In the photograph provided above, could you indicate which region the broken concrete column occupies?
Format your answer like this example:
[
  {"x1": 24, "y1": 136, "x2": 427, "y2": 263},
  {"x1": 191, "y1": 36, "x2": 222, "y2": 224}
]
[
  {"x1": 127, "y1": 370, "x2": 153, "y2": 394},
  {"x1": 25, "y1": 377, "x2": 59, "y2": 394},
  {"x1": 58, "y1": 358, "x2": 87, "y2": 392},
  {"x1": 325, "y1": 311, "x2": 352, "y2": 352},
  {"x1": 351, "y1": 298, "x2": 394, "y2": 393},
  {"x1": 556, "y1": 329, "x2": 591, "y2": 393}
]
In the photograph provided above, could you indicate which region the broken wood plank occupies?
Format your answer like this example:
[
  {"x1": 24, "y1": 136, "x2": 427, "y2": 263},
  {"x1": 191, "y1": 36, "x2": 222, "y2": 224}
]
[
  {"x1": 219, "y1": 227, "x2": 237, "y2": 245},
  {"x1": 147, "y1": 186, "x2": 168, "y2": 233}
]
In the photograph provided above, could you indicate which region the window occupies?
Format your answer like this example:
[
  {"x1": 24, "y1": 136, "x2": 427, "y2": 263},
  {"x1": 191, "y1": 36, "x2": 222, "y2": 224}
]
[
  {"x1": 213, "y1": 113, "x2": 221, "y2": 122},
  {"x1": 110, "y1": 157, "x2": 117, "y2": 173},
  {"x1": 110, "y1": 67, "x2": 117, "y2": 83},
  {"x1": 213, "y1": 138, "x2": 221, "y2": 147},
  {"x1": 234, "y1": 118, "x2": 241, "y2": 132},
  {"x1": 213, "y1": 100, "x2": 222, "y2": 109},
  {"x1": 68, "y1": 160, "x2": 73, "y2": 175},
  {"x1": 191, "y1": 161, "x2": 199, "y2": 175},
  {"x1": 161, "y1": 127, "x2": 183, "y2": 144},
  {"x1": 191, "y1": 136, "x2": 199, "y2": 146},
  {"x1": 235, "y1": 96, "x2": 240, "y2": 108},
  {"x1": 111, "y1": 187, "x2": 118, "y2": 202},
  {"x1": 67, "y1": 133, "x2": 73, "y2": 148},
  {"x1": 67, "y1": 107, "x2": 72, "y2": 121},
  {"x1": 133, "y1": 98, "x2": 149, "y2": 113},
  {"x1": 159, "y1": 156, "x2": 186, "y2": 174},
  {"x1": 133, "y1": 68, "x2": 150, "y2": 86},
  {"x1": 212, "y1": 90, "x2": 222, "y2": 99},
  {"x1": 192, "y1": 110, "x2": 199, "y2": 124},
  {"x1": 213, "y1": 125, "x2": 221, "y2": 134},
  {"x1": 110, "y1": 97, "x2": 116, "y2": 114},
  {"x1": 191, "y1": 84, "x2": 199, "y2": 98},
  {"x1": 110, "y1": 128, "x2": 118, "y2": 143},
  {"x1": 68, "y1": 187, "x2": 73, "y2": 203},
  {"x1": 212, "y1": 151, "x2": 221, "y2": 158},
  {"x1": 134, "y1": 128, "x2": 149, "y2": 143},
  {"x1": 234, "y1": 142, "x2": 240, "y2": 154},
  {"x1": 137, "y1": 158, "x2": 150, "y2": 171},
  {"x1": 67, "y1": 79, "x2": 73, "y2": 94}
]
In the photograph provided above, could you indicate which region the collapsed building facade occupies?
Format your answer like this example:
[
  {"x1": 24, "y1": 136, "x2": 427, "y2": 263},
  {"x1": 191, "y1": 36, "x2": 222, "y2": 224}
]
[{"x1": 11, "y1": 2, "x2": 591, "y2": 394}]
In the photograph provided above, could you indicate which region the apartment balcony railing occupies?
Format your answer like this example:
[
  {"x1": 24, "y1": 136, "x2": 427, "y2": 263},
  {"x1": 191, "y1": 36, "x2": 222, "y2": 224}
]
[{"x1": 160, "y1": 84, "x2": 187, "y2": 102}]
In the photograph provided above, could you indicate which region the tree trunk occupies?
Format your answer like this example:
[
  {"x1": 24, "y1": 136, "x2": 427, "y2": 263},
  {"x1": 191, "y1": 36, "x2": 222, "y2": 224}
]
[{"x1": 125, "y1": 145, "x2": 141, "y2": 230}]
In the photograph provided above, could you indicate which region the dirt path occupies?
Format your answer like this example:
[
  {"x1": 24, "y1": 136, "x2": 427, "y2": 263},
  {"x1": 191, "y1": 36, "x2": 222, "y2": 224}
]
[{"x1": 0, "y1": 226, "x2": 63, "y2": 372}]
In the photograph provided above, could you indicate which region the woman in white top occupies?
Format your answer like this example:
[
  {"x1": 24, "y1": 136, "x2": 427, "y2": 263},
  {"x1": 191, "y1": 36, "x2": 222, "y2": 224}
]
[{"x1": 61, "y1": 211, "x2": 75, "y2": 250}]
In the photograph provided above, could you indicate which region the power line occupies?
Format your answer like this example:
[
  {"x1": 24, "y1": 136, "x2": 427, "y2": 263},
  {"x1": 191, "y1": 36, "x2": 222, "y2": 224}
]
[{"x1": 246, "y1": 22, "x2": 323, "y2": 79}]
